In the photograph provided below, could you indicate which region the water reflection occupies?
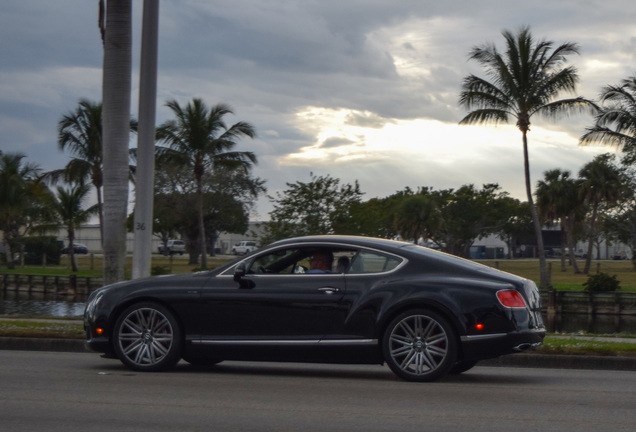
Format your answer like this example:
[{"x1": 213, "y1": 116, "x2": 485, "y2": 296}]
[{"x1": 0, "y1": 291, "x2": 86, "y2": 317}]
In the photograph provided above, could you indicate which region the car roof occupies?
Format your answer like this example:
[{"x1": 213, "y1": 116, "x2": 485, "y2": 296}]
[{"x1": 272, "y1": 235, "x2": 412, "y2": 252}]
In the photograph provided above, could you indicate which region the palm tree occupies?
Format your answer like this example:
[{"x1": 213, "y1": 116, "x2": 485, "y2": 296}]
[
  {"x1": 536, "y1": 169, "x2": 585, "y2": 273},
  {"x1": 578, "y1": 154, "x2": 626, "y2": 273},
  {"x1": 156, "y1": 98, "x2": 257, "y2": 268},
  {"x1": 101, "y1": 0, "x2": 132, "y2": 285},
  {"x1": 54, "y1": 100, "x2": 104, "y2": 239},
  {"x1": 54, "y1": 100, "x2": 136, "y2": 247},
  {"x1": 46, "y1": 184, "x2": 98, "y2": 273},
  {"x1": 581, "y1": 75, "x2": 636, "y2": 163},
  {"x1": 459, "y1": 26, "x2": 593, "y2": 290},
  {"x1": 0, "y1": 152, "x2": 43, "y2": 269}
]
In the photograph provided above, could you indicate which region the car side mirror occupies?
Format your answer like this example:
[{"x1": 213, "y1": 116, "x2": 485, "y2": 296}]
[
  {"x1": 233, "y1": 263, "x2": 254, "y2": 289},
  {"x1": 234, "y1": 263, "x2": 246, "y2": 282}
]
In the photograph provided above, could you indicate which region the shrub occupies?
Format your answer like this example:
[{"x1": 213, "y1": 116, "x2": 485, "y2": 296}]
[
  {"x1": 151, "y1": 265, "x2": 170, "y2": 276},
  {"x1": 583, "y1": 272, "x2": 621, "y2": 292},
  {"x1": 19, "y1": 236, "x2": 62, "y2": 265}
]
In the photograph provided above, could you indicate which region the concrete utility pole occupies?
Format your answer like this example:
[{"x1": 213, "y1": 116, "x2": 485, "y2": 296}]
[{"x1": 132, "y1": 0, "x2": 159, "y2": 279}]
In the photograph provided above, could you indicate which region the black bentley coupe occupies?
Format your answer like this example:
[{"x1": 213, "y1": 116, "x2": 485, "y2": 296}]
[{"x1": 84, "y1": 235, "x2": 545, "y2": 382}]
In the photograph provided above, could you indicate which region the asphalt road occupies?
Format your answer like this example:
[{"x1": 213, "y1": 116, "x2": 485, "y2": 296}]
[{"x1": 1, "y1": 350, "x2": 635, "y2": 432}]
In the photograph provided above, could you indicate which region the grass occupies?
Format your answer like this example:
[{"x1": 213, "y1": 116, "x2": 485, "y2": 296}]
[
  {"x1": 538, "y1": 336, "x2": 636, "y2": 357},
  {"x1": 0, "y1": 318, "x2": 85, "y2": 339},
  {"x1": 478, "y1": 259, "x2": 636, "y2": 292},
  {"x1": 0, "y1": 253, "x2": 235, "y2": 279}
]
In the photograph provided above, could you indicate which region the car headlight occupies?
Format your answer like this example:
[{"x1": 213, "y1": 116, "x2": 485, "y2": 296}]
[{"x1": 85, "y1": 292, "x2": 104, "y2": 318}]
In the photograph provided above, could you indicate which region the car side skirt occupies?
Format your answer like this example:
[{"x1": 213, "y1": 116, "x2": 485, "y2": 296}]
[{"x1": 187, "y1": 338, "x2": 383, "y2": 365}]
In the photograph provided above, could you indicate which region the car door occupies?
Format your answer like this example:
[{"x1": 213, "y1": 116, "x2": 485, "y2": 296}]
[{"x1": 198, "y1": 248, "x2": 346, "y2": 342}]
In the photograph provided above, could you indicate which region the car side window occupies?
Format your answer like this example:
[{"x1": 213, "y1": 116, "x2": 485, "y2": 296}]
[
  {"x1": 349, "y1": 250, "x2": 403, "y2": 274},
  {"x1": 248, "y1": 248, "x2": 299, "y2": 274},
  {"x1": 246, "y1": 247, "x2": 356, "y2": 275}
]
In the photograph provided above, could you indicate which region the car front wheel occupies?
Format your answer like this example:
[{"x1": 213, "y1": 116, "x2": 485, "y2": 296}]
[
  {"x1": 382, "y1": 309, "x2": 457, "y2": 382},
  {"x1": 113, "y1": 302, "x2": 182, "y2": 371}
]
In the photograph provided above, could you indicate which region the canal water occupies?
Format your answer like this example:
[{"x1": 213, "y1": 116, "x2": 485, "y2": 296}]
[
  {"x1": 2, "y1": 291, "x2": 636, "y2": 334},
  {"x1": 1, "y1": 292, "x2": 86, "y2": 317}
]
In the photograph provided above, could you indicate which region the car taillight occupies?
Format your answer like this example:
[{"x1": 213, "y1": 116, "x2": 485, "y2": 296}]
[{"x1": 497, "y1": 290, "x2": 527, "y2": 308}]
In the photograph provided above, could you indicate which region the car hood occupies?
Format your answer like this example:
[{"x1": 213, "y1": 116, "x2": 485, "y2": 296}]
[{"x1": 91, "y1": 271, "x2": 213, "y2": 299}]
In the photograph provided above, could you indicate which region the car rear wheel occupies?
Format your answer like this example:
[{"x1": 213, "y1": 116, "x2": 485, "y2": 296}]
[
  {"x1": 113, "y1": 302, "x2": 182, "y2": 372},
  {"x1": 382, "y1": 309, "x2": 457, "y2": 382}
]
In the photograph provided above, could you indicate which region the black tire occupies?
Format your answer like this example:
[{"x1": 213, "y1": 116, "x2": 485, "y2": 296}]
[
  {"x1": 382, "y1": 309, "x2": 458, "y2": 382},
  {"x1": 113, "y1": 302, "x2": 183, "y2": 372},
  {"x1": 449, "y1": 359, "x2": 478, "y2": 375}
]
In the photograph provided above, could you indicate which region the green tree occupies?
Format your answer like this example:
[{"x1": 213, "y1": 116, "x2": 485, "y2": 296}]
[
  {"x1": 101, "y1": 0, "x2": 132, "y2": 285},
  {"x1": 494, "y1": 197, "x2": 533, "y2": 259},
  {"x1": 55, "y1": 99, "x2": 104, "y2": 239},
  {"x1": 262, "y1": 173, "x2": 363, "y2": 243},
  {"x1": 459, "y1": 26, "x2": 593, "y2": 289},
  {"x1": 53, "y1": 99, "x2": 136, "y2": 245},
  {"x1": 578, "y1": 154, "x2": 627, "y2": 273},
  {"x1": 536, "y1": 169, "x2": 585, "y2": 273},
  {"x1": 581, "y1": 75, "x2": 636, "y2": 164},
  {"x1": 394, "y1": 195, "x2": 440, "y2": 244},
  {"x1": 428, "y1": 184, "x2": 509, "y2": 257},
  {"x1": 0, "y1": 152, "x2": 45, "y2": 269},
  {"x1": 340, "y1": 188, "x2": 417, "y2": 238},
  {"x1": 44, "y1": 184, "x2": 98, "y2": 272},
  {"x1": 156, "y1": 98, "x2": 257, "y2": 268},
  {"x1": 605, "y1": 204, "x2": 636, "y2": 270}
]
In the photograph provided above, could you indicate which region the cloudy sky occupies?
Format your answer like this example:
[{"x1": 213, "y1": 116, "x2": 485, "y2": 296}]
[{"x1": 1, "y1": 0, "x2": 635, "y2": 219}]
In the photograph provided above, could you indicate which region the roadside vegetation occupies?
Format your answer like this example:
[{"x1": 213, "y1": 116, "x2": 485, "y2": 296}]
[{"x1": 0, "y1": 253, "x2": 234, "y2": 280}]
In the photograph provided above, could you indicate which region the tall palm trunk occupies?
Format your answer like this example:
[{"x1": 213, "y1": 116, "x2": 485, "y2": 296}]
[
  {"x1": 583, "y1": 203, "x2": 599, "y2": 274},
  {"x1": 197, "y1": 176, "x2": 208, "y2": 269},
  {"x1": 102, "y1": 0, "x2": 132, "y2": 285},
  {"x1": 559, "y1": 225, "x2": 567, "y2": 272},
  {"x1": 68, "y1": 226, "x2": 77, "y2": 273},
  {"x1": 96, "y1": 187, "x2": 104, "y2": 247},
  {"x1": 522, "y1": 130, "x2": 550, "y2": 290},
  {"x1": 563, "y1": 215, "x2": 582, "y2": 273}
]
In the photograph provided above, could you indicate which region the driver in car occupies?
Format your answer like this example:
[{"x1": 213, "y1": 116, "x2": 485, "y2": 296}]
[{"x1": 307, "y1": 251, "x2": 333, "y2": 273}]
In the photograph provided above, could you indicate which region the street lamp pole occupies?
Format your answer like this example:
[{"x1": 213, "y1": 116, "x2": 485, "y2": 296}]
[{"x1": 132, "y1": 0, "x2": 159, "y2": 279}]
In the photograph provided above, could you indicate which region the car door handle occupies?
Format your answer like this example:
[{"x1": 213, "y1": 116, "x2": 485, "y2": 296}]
[{"x1": 318, "y1": 287, "x2": 340, "y2": 295}]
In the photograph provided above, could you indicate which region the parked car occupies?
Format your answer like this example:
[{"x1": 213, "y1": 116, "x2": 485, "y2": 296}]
[
  {"x1": 231, "y1": 240, "x2": 257, "y2": 255},
  {"x1": 62, "y1": 243, "x2": 88, "y2": 254},
  {"x1": 158, "y1": 240, "x2": 185, "y2": 255},
  {"x1": 84, "y1": 235, "x2": 545, "y2": 382}
]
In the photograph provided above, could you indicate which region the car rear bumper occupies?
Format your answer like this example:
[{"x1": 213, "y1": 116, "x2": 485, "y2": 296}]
[{"x1": 460, "y1": 329, "x2": 545, "y2": 361}]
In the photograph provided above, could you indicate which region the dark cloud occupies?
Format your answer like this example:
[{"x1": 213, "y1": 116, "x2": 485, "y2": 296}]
[{"x1": 2, "y1": 0, "x2": 635, "y2": 217}]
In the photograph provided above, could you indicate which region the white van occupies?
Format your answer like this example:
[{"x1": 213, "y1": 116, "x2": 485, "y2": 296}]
[
  {"x1": 231, "y1": 241, "x2": 257, "y2": 255},
  {"x1": 158, "y1": 239, "x2": 186, "y2": 255}
]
